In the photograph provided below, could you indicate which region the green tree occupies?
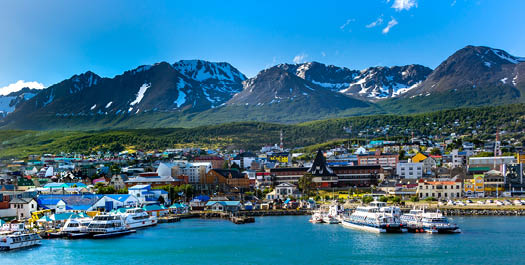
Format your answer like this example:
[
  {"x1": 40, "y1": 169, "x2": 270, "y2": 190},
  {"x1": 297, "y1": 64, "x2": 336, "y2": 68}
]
[
  {"x1": 362, "y1": 196, "x2": 373, "y2": 204},
  {"x1": 222, "y1": 160, "x2": 230, "y2": 169},
  {"x1": 297, "y1": 173, "x2": 314, "y2": 196},
  {"x1": 430, "y1": 148, "x2": 441, "y2": 155},
  {"x1": 379, "y1": 196, "x2": 388, "y2": 202}
]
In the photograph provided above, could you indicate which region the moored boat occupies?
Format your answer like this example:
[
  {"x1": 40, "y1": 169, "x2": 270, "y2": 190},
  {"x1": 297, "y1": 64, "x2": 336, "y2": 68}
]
[
  {"x1": 0, "y1": 232, "x2": 41, "y2": 251},
  {"x1": 341, "y1": 201, "x2": 404, "y2": 233},
  {"x1": 112, "y1": 207, "x2": 157, "y2": 229},
  {"x1": 87, "y1": 214, "x2": 136, "y2": 238}
]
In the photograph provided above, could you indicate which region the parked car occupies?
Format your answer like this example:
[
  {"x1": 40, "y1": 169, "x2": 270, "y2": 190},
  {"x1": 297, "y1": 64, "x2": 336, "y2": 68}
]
[
  {"x1": 486, "y1": 199, "x2": 494, "y2": 204},
  {"x1": 466, "y1": 200, "x2": 473, "y2": 204},
  {"x1": 477, "y1": 201, "x2": 485, "y2": 205},
  {"x1": 513, "y1": 200, "x2": 523, "y2": 205},
  {"x1": 447, "y1": 200, "x2": 455, "y2": 206},
  {"x1": 495, "y1": 200, "x2": 504, "y2": 206},
  {"x1": 456, "y1": 201, "x2": 466, "y2": 206}
]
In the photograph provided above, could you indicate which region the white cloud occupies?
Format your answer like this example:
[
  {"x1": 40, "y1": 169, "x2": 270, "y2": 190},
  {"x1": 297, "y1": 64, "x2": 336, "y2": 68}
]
[
  {"x1": 382, "y1": 17, "x2": 398, "y2": 34},
  {"x1": 0, "y1": 80, "x2": 45, "y2": 96},
  {"x1": 293, "y1": 53, "x2": 308, "y2": 64},
  {"x1": 340, "y1": 18, "x2": 355, "y2": 31},
  {"x1": 366, "y1": 16, "x2": 384, "y2": 28},
  {"x1": 321, "y1": 51, "x2": 326, "y2": 57},
  {"x1": 392, "y1": 0, "x2": 417, "y2": 11}
]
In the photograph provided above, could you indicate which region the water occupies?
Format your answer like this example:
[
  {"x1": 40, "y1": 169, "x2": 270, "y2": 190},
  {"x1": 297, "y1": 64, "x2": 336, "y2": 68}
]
[{"x1": 2, "y1": 216, "x2": 525, "y2": 264}]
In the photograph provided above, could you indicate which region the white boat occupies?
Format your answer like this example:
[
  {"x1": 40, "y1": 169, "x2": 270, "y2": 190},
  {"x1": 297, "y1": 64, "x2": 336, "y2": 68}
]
[
  {"x1": 341, "y1": 201, "x2": 404, "y2": 233},
  {"x1": 401, "y1": 209, "x2": 460, "y2": 234},
  {"x1": 420, "y1": 211, "x2": 461, "y2": 234},
  {"x1": 309, "y1": 211, "x2": 324, "y2": 223},
  {"x1": 87, "y1": 214, "x2": 136, "y2": 238},
  {"x1": 60, "y1": 217, "x2": 93, "y2": 238},
  {"x1": 0, "y1": 232, "x2": 41, "y2": 251},
  {"x1": 113, "y1": 208, "x2": 157, "y2": 229}
]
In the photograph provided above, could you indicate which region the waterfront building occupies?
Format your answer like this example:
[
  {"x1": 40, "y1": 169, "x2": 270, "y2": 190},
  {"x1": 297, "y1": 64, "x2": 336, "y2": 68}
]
[
  {"x1": 464, "y1": 175, "x2": 485, "y2": 197},
  {"x1": 468, "y1": 156, "x2": 516, "y2": 171},
  {"x1": 417, "y1": 179, "x2": 462, "y2": 199},
  {"x1": 202, "y1": 169, "x2": 250, "y2": 194},
  {"x1": 266, "y1": 183, "x2": 301, "y2": 200},
  {"x1": 205, "y1": 200, "x2": 242, "y2": 212},
  {"x1": 505, "y1": 163, "x2": 525, "y2": 195}
]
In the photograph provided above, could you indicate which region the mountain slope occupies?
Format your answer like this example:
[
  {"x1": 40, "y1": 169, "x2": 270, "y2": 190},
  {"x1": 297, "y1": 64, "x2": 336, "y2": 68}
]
[{"x1": 0, "y1": 88, "x2": 40, "y2": 117}]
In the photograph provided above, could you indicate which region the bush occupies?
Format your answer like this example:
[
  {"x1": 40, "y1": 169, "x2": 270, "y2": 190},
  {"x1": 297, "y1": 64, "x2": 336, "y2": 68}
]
[
  {"x1": 410, "y1": 196, "x2": 420, "y2": 202},
  {"x1": 391, "y1": 196, "x2": 401, "y2": 204},
  {"x1": 424, "y1": 197, "x2": 436, "y2": 202},
  {"x1": 379, "y1": 196, "x2": 388, "y2": 202},
  {"x1": 362, "y1": 196, "x2": 374, "y2": 204}
]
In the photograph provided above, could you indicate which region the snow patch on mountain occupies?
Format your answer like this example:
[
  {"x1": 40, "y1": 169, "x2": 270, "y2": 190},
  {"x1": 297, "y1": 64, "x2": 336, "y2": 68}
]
[
  {"x1": 491, "y1": 48, "x2": 525, "y2": 64},
  {"x1": 130, "y1": 83, "x2": 150, "y2": 106},
  {"x1": 90, "y1": 104, "x2": 97, "y2": 110},
  {"x1": 105, "y1": 101, "x2": 113, "y2": 108},
  {"x1": 174, "y1": 91, "x2": 187, "y2": 107}
]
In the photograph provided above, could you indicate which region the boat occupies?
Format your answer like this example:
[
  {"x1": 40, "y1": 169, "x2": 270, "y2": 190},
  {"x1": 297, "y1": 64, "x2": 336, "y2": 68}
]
[
  {"x1": 61, "y1": 217, "x2": 93, "y2": 239},
  {"x1": 0, "y1": 232, "x2": 41, "y2": 251},
  {"x1": 113, "y1": 207, "x2": 157, "y2": 229},
  {"x1": 341, "y1": 201, "x2": 404, "y2": 233},
  {"x1": 87, "y1": 214, "x2": 136, "y2": 238},
  {"x1": 309, "y1": 211, "x2": 324, "y2": 223},
  {"x1": 322, "y1": 203, "x2": 343, "y2": 224},
  {"x1": 420, "y1": 211, "x2": 461, "y2": 234},
  {"x1": 401, "y1": 209, "x2": 461, "y2": 234}
]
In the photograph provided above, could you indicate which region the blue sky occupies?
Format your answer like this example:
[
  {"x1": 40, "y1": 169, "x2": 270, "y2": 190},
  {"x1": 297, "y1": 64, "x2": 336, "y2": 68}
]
[{"x1": 0, "y1": 0, "x2": 524, "y2": 92}]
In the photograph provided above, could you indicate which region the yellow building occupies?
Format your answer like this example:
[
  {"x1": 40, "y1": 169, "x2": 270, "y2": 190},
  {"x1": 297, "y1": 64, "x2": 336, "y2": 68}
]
[
  {"x1": 411, "y1": 152, "x2": 428, "y2": 163},
  {"x1": 518, "y1": 152, "x2": 525, "y2": 164},
  {"x1": 464, "y1": 174, "x2": 485, "y2": 197}
]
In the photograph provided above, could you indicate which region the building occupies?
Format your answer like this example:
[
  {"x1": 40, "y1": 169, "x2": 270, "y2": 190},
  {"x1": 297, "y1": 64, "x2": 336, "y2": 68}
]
[
  {"x1": 109, "y1": 174, "x2": 128, "y2": 190},
  {"x1": 505, "y1": 163, "x2": 525, "y2": 195},
  {"x1": 203, "y1": 169, "x2": 250, "y2": 193},
  {"x1": 464, "y1": 175, "x2": 485, "y2": 197},
  {"x1": 483, "y1": 170, "x2": 504, "y2": 197},
  {"x1": 266, "y1": 183, "x2": 301, "y2": 200},
  {"x1": 157, "y1": 161, "x2": 212, "y2": 184},
  {"x1": 205, "y1": 201, "x2": 243, "y2": 212},
  {"x1": 90, "y1": 194, "x2": 140, "y2": 211},
  {"x1": 469, "y1": 156, "x2": 516, "y2": 171},
  {"x1": 192, "y1": 156, "x2": 225, "y2": 169},
  {"x1": 357, "y1": 151, "x2": 399, "y2": 169},
  {"x1": 417, "y1": 179, "x2": 462, "y2": 199},
  {"x1": 125, "y1": 172, "x2": 177, "y2": 188},
  {"x1": 270, "y1": 150, "x2": 381, "y2": 188},
  {"x1": 396, "y1": 161, "x2": 423, "y2": 179},
  {"x1": 9, "y1": 198, "x2": 37, "y2": 220},
  {"x1": 128, "y1": 185, "x2": 169, "y2": 205},
  {"x1": 232, "y1": 152, "x2": 258, "y2": 169}
]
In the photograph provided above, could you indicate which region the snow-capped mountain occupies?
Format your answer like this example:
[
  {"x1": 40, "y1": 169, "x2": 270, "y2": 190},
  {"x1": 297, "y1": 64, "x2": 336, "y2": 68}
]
[
  {"x1": 273, "y1": 62, "x2": 431, "y2": 100},
  {"x1": 341, "y1": 65, "x2": 431, "y2": 99},
  {"x1": 8, "y1": 60, "x2": 246, "y2": 120},
  {"x1": 0, "y1": 87, "x2": 40, "y2": 117},
  {"x1": 227, "y1": 66, "x2": 369, "y2": 110},
  {"x1": 404, "y1": 45, "x2": 525, "y2": 98}
]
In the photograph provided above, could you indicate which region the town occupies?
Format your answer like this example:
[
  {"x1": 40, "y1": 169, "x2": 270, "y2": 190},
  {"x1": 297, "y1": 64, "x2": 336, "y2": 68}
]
[{"x1": 1, "y1": 130, "x2": 525, "y2": 226}]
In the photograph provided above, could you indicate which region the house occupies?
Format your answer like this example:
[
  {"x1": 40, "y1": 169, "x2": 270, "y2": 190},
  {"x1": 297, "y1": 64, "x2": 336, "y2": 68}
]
[
  {"x1": 37, "y1": 194, "x2": 104, "y2": 211},
  {"x1": 357, "y1": 150, "x2": 399, "y2": 169},
  {"x1": 9, "y1": 198, "x2": 37, "y2": 220},
  {"x1": 157, "y1": 161, "x2": 211, "y2": 184},
  {"x1": 128, "y1": 184, "x2": 169, "y2": 205},
  {"x1": 417, "y1": 179, "x2": 462, "y2": 199},
  {"x1": 266, "y1": 183, "x2": 301, "y2": 200},
  {"x1": 464, "y1": 175, "x2": 485, "y2": 197},
  {"x1": 204, "y1": 169, "x2": 250, "y2": 193},
  {"x1": 411, "y1": 153, "x2": 428, "y2": 163},
  {"x1": 205, "y1": 201, "x2": 242, "y2": 212},
  {"x1": 109, "y1": 174, "x2": 128, "y2": 190},
  {"x1": 143, "y1": 204, "x2": 169, "y2": 217},
  {"x1": 189, "y1": 195, "x2": 210, "y2": 210},
  {"x1": 232, "y1": 152, "x2": 258, "y2": 169}
]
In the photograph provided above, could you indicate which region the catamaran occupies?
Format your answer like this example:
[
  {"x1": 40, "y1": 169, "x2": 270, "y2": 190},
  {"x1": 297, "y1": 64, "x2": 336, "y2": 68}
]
[
  {"x1": 87, "y1": 214, "x2": 136, "y2": 238},
  {"x1": 401, "y1": 209, "x2": 461, "y2": 234},
  {"x1": 0, "y1": 232, "x2": 41, "y2": 251},
  {"x1": 341, "y1": 201, "x2": 404, "y2": 233},
  {"x1": 112, "y1": 207, "x2": 157, "y2": 229}
]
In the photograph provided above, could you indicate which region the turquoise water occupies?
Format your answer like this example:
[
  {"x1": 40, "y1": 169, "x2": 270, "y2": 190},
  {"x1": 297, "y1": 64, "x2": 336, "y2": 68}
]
[{"x1": 2, "y1": 216, "x2": 525, "y2": 264}]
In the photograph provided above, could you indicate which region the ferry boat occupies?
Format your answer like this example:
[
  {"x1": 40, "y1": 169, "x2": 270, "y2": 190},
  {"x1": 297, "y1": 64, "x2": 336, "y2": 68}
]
[
  {"x1": 341, "y1": 201, "x2": 404, "y2": 233},
  {"x1": 87, "y1": 214, "x2": 136, "y2": 238},
  {"x1": 0, "y1": 232, "x2": 41, "y2": 251},
  {"x1": 113, "y1": 208, "x2": 157, "y2": 229},
  {"x1": 401, "y1": 209, "x2": 461, "y2": 234},
  {"x1": 60, "y1": 217, "x2": 93, "y2": 239}
]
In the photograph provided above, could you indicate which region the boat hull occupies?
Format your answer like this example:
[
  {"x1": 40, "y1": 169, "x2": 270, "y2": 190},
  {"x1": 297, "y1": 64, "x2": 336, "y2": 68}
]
[
  {"x1": 126, "y1": 219, "x2": 158, "y2": 229},
  {"x1": 91, "y1": 229, "x2": 136, "y2": 239}
]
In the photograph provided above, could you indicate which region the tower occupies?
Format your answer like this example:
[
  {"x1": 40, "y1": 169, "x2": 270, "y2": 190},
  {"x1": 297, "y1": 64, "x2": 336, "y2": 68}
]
[{"x1": 280, "y1": 130, "x2": 284, "y2": 150}]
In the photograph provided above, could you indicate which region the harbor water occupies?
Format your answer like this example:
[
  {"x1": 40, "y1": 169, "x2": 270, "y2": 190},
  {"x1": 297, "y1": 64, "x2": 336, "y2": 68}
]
[{"x1": 2, "y1": 216, "x2": 525, "y2": 264}]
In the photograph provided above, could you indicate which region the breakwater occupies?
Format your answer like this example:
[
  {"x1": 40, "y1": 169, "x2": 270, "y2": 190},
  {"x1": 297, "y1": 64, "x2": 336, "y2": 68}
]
[{"x1": 438, "y1": 208, "x2": 525, "y2": 216}]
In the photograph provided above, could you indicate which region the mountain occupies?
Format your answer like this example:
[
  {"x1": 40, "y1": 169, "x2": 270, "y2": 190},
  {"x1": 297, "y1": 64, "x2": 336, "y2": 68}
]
[
  {"x1": 273, "y1": 62, "x2": 431, "y2": 100},
  {"x1": 2, "y1": 45, "x2": 525, "y2": 130},
  {"x1": 227, "y1": 66, "x2": 369, "y2": 109},
  {"x1": 340, "y1": 64, "x2": 431, "y2": 100},
  {"x1": 380, "y1": 46, "x2": 525, "y2": 113},
  {"x1": 5, "y1": 60, "x2": 246, "y2": 126},
  {"x1": 0, "y1": 87, "x2": 40, "y2": 117}
]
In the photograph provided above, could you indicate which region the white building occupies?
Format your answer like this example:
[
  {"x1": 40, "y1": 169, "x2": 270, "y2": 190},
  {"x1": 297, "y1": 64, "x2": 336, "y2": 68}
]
[
  {"x1": 397, "y1": 161, "x2": 423, "y2": 179},
  {"x1": 9, "y1": 198, "x2": 37, "y2": 220},
  {"x1": 266, "y1": 183, "x2": 301, "y2": 200},
  {"x1": 128, "y1": 185, "x2": 169, "y2": 205},
  {"x1": 89, "y1": 194, "x2": 140, "y2": 211},
  {"x1": 157, "y1": 161, "x2": 211, "y2": 184}
]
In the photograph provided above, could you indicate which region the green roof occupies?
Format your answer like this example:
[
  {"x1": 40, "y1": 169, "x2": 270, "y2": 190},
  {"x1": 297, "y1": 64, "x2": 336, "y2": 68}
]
[{"x1": 468, "y1": 167, "x2": 491, "y2": 172}]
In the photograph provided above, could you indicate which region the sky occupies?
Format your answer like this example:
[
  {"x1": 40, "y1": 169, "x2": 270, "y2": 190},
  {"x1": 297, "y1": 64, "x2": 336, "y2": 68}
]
[{"x1": 0, "y1": 0, "x2": 524, "y2": 93}]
